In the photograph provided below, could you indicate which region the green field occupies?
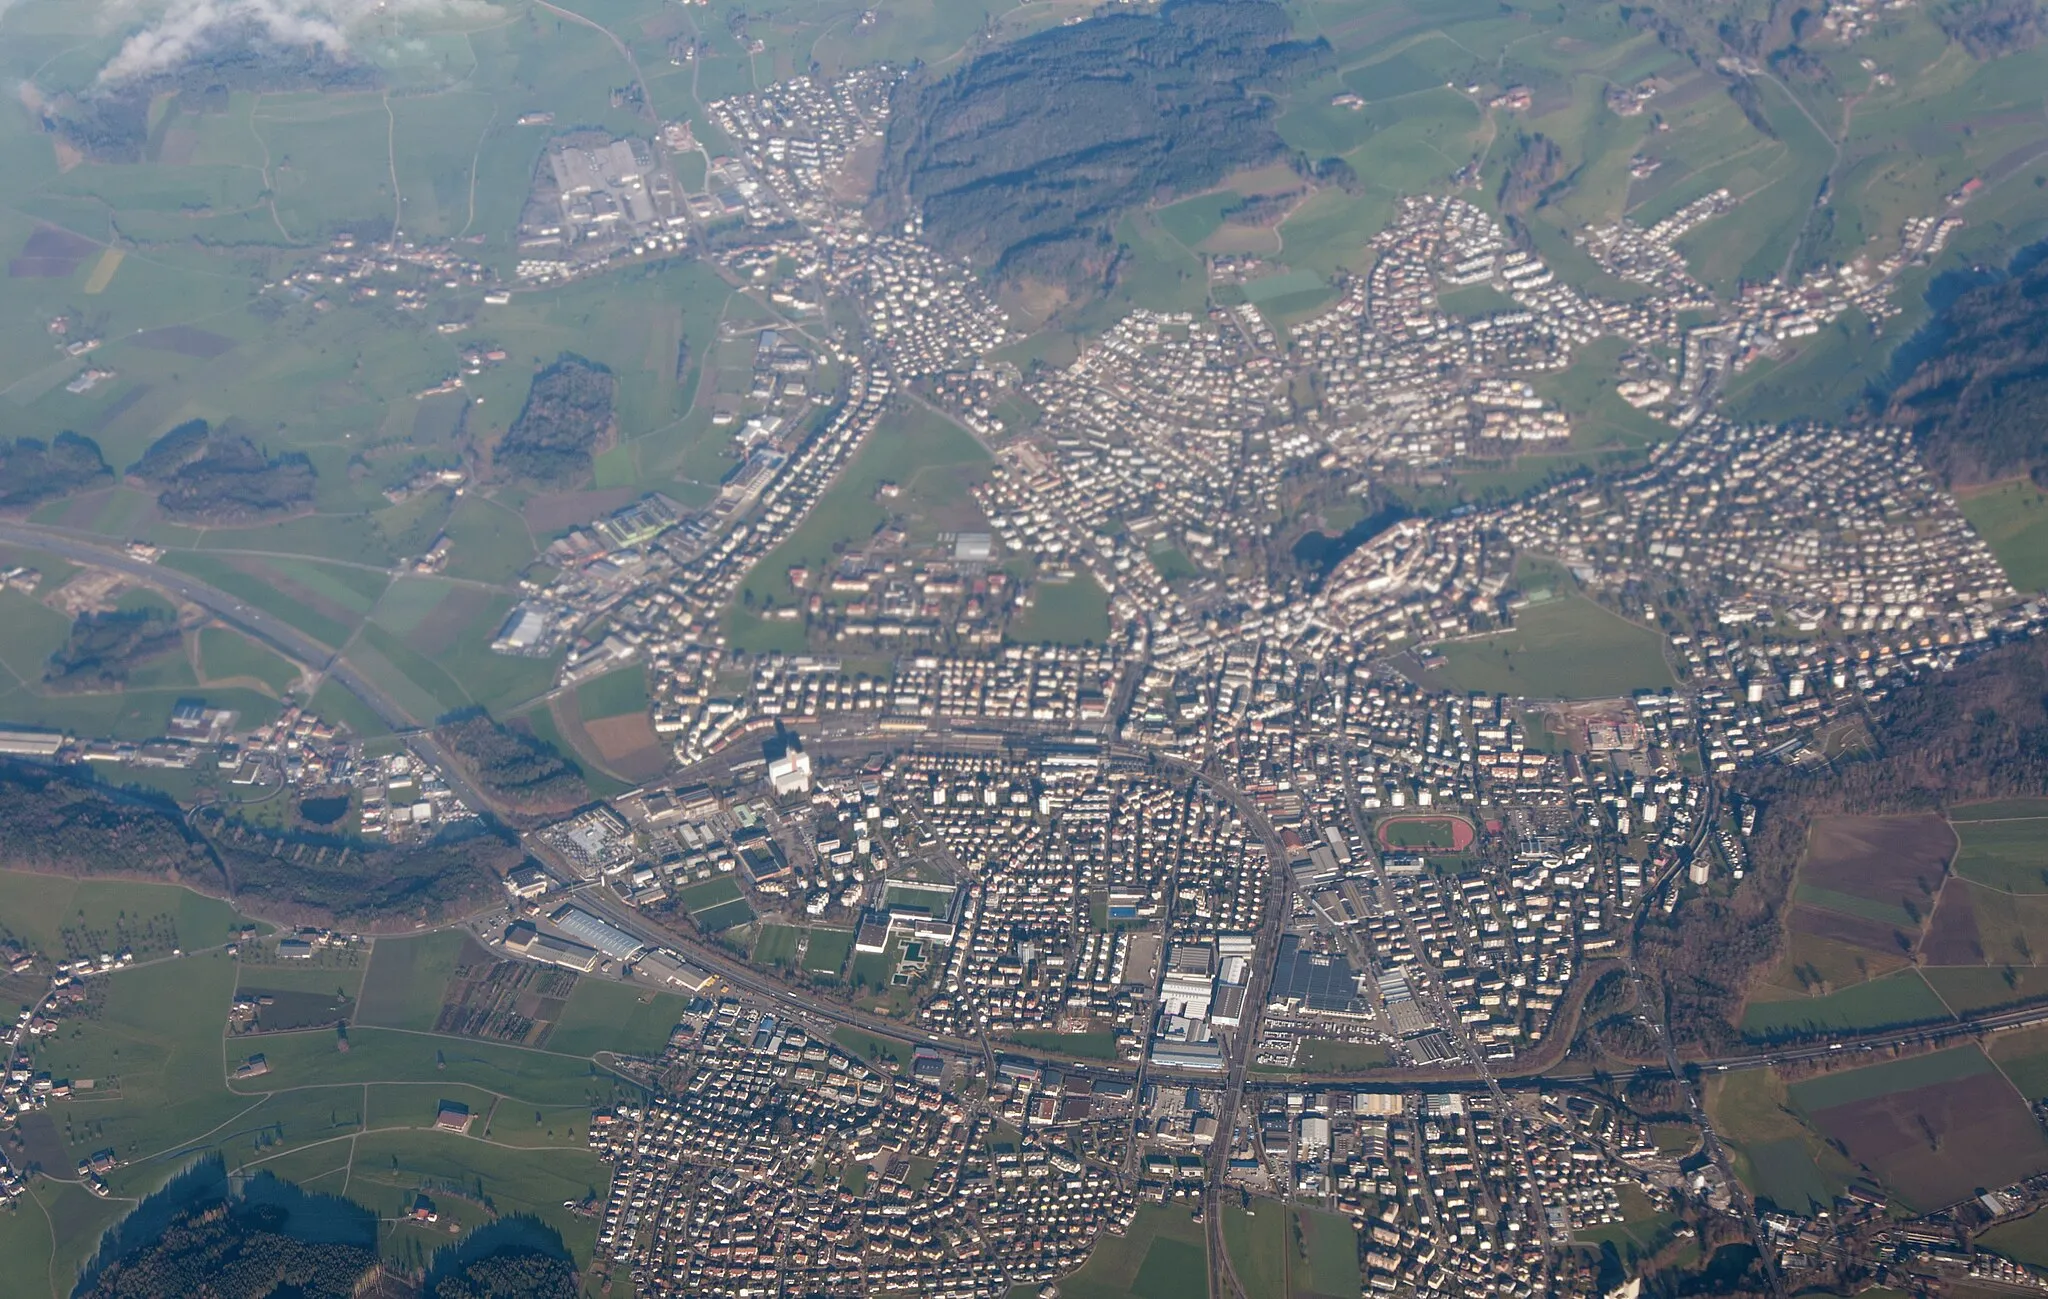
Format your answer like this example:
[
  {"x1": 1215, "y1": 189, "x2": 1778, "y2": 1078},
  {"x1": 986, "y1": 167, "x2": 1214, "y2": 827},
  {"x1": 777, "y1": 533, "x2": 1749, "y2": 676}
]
[
  {"x1": 1960, "y1": 480, "x2": 2048, "y2": 593},
  {"x1": 753, "y1": 922, "x2": 803, "y2": 967},
  {"x1": 804, "y1": 927, "x2": 855, "y2": 976},
  {"x1": 1951, "y1": 816, "x2": 2048, "y2": 892},
  {"x1": 1574, "y1": 1184, "x2": 1678, "y2": 1259},
  {"x1": 1739, "y1": 969, "x2": 1951, "y2": 1040},
  {"x1": 1786, "y1": 1045, "x2": 1992, "y2": 1111},
  {"x1": 574, "y1": 665, "x2": 649, "y2": 721},
  {"x1": 1433, "y1": 596, "x2": 1675, "y2": 699},
  {"x1": 1012, "y1": 572, "x2": 1112, "y2": 647},
  {"x1": 831, "y1": 1026, "x2": 912, "y2": 1069},
  {"x1": 1705, "y1": 1069, "x2": 1853, "y2": 1214},
  {"x1": 1222, "y1": 1202, "x2": 1289, "y2": 1299},
  {"x1": 1005, "y1": 1030, "x2": 1119, "y2": 1060},
  {"x1": 354, "y1": 931, "x2": 474, "y2": 1031},
  {"x1": 675, "y1": 875, "x2": 744, "y2": 913},
  {"x1": 1979, "y1": 1211, "x2": 2048, "y2": 1270},
  {"x1": 25, "y1": 954, "x2": 250, "y2": 1184},
  {"x1": 197, "y1": 627, "x2": 303, "y2": 697},
  {"x1": 1057, "y1": 1203, "x2": 1210, "y2": 1299},
  {"x1": 730, "y1": 405, "x2": 990, "y2": 651},
  {"x1": 228, "y1": 1026, "x2": 618, "y2": 1106},
  {"x1": 546, "y1": 978, "x2": 689, "y2": 1058},
  {"x1": 0, "y1": 871, "x2": 253, "y2": 961},
  {"x1": 1990, "y1": 1024, "x2": 2048, "y2": 1105},
  {"x1": 1954, "y1": 798, "x2": 2048, "y2": 822},
  {"x1": 1300, "y1": 1039, "x2": 1393, "y2": 1071}
]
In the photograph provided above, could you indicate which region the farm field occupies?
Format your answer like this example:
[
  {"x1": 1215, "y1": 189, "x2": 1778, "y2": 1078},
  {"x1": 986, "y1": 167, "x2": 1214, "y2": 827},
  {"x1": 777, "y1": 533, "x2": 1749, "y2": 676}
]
[
  {"x1": 354, "y1": 931, "x2": 487, "y2": 1031},
  {"x1": 1950, "y1": 814, "x2": 2048, "y2": 892},
  {"x1": 1431, "y1": 597, "x2": 1675, "y2": 699},
  {"x1": 1959, "y1": 480, "x2": 2048, "y2": 593},
  {"x1": 1704, "y1": 1069, "x2": 1855, "y2": 1214},
  {"x1": 1748, "y1": 813, "x2": 1965, "y2": 1017},
  {"x1": 226, "y1": 1025, "x2": 620, "y2": 1106},
  {"x1": 1738, "y1": 969, "x2": 1951, "y2": 1041},
  {"x1": 1978, "y1": 1212, "x2": 2048, "y2": 1270},
  {"x1": 1057, "y1": 1203, "x2": 1210, "y2": 1299},
  {"x1": 546, "y1": 978, "x2": 689, "y2": 1059},
  {"x1": 0, "y1": 871, "x2": 252, "y2": 962},
  {"x1": 1989, "y1": 1024, "x2": 2048, "y2": 1105},
  {"x1": 1788, "y1": 1047, "x2": 2048, "y2": 1211}
]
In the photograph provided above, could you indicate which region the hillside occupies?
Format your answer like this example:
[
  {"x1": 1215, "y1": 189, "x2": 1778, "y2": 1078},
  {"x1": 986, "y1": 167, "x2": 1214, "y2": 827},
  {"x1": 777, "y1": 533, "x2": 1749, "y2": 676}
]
[
  {"x1": 1887, "y1": 256, "x2": 2048, "y2": 485},
  {"x1": 871, "y1": 0, "x2": 1328, "y2": 293},
  {"x1": 1640, "y1": 635, "x2": 2048, "y2": 1051},
  {"x1": 0, "y1": 761, "x2": 513, "y2": 928}
]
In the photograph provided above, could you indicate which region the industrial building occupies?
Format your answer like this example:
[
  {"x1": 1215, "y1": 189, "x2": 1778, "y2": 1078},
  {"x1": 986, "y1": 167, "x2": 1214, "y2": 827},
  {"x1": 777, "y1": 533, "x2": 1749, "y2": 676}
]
[
  {"x1": 550, "y1": 905, "x2": 648, "y2": 962},
  {"x1": 505, "y1": 924, "x2": 602, "y2": 973}
]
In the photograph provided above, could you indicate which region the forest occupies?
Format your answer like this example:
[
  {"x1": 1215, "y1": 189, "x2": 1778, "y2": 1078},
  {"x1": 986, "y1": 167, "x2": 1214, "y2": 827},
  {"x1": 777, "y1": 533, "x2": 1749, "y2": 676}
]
[
  {"x1": 0, "y1": 760, "x2": 513, "y2": 926},
  {"x1": 495, "y1": 356, "x2": 616, "y2": 487},
  {"x1": 44, "y1": 610, "x2": 184, "y2": 693},
  {"x1": 0, "y1": 432, "x2": 112, "y2": 509},
  {"x1": 436, "y1": 713, "x2": 590, "y2": 817},
  {"x1": 1640, "y1": 635, "x2": 2048, "y2": 1050},
  {"x1": 79, "y1": 1192, "x2": 573, "y2": 1298},
  {"x1": 1887, "y1": 254, "x2": 2048, "y2": 485},
  {"x1": 127, "y1": 420, "x2": 315, "y2": 522},
  {"x1": 872, "y1": 0, "x2": 1330, "y2": 292},
  {"x1": 211, "y1": 820, "x2": 516, "y2": 927},
  {"x1": 85, "y1": 1202, "x2": 378, "y2": 1299},
  {"x1": 0, "y1": 760, "x2": 217, "y2": 882}
]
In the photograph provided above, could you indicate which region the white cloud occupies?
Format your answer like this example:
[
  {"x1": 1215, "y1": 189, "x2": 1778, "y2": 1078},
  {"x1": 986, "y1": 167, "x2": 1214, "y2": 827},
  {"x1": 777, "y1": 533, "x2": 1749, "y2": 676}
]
[{"x1": 95, "y1": 0, "x2": 495, "y2": 83}]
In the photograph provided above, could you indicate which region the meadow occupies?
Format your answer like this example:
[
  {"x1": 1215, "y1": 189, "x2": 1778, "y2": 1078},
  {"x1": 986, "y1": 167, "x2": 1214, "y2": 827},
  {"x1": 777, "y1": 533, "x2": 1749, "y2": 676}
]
[
  {"x1": 1433, "y1": 597, "x2": 1675, "y2": 699},
  {"x1": 1704, "y1": 1068, "x2": 1854, "y2": 1214},
  {"x1": 1056, "y1": 1203, "x2": 1210, "y2": 1299},
  {"x1": 1950, "y1": 813, "x2": 2048, "y2": 892},
  {"x1": 1737, "y1": 969, "x2": 1951, "y2": 1041}
]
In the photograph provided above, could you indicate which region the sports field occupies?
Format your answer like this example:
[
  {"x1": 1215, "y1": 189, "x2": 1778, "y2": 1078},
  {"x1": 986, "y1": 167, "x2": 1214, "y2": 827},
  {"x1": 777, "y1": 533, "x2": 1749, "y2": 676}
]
[
  {"x1": 1011, "y1": 572, "x2": 1113, "y2": 647},
  {"x1": 1432, "y1": 597, "x2": 1675, "y2": 699},
  {"x1": 1375, "y1": 814, "x2": 1477, "y2": 853}
]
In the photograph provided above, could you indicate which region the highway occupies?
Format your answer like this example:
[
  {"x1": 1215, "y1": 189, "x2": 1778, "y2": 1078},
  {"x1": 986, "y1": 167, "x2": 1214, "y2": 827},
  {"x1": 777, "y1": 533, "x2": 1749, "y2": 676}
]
[{"x1": 0, "y1": 520, "x2": 499, "y2": 817}]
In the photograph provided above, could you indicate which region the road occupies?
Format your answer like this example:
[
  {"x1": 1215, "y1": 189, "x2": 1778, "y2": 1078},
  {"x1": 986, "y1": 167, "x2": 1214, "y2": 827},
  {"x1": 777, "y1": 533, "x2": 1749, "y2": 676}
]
[{"x1": 0, "y1": 520, "x2": 498, "y2": 818}]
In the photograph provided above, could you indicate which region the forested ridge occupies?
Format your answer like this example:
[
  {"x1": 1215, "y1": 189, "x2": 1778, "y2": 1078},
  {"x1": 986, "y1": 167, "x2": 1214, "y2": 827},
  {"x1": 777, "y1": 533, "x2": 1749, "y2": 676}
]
[
  {"x1": 1887, "y1": 255, "x2": 2048, "y2": 485},
  {"x1": 85, "y1": 1203, "x2": 378, "y2": 1299},
  {"x1": 44, "y1": 610, "x2": 183, "y2": 693},
  {"x1": 873, "y1": 0, "x2": 1329, "y2": 292},
  {"x1": 0, "y1": 761, "x2": 513, "y2": 928},
  {"x1": 1640, "y1": 636, "x2": 2048, "y2": 1051}
]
